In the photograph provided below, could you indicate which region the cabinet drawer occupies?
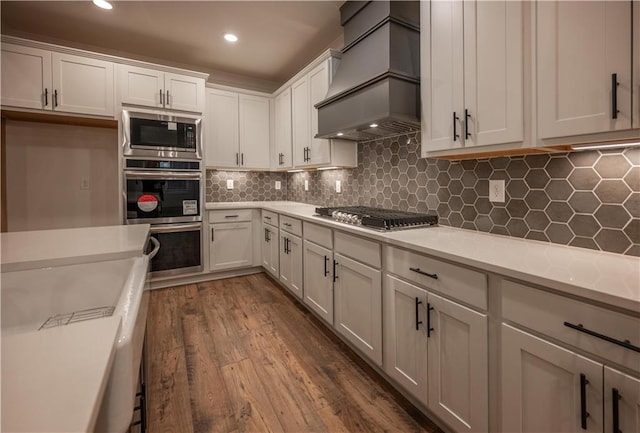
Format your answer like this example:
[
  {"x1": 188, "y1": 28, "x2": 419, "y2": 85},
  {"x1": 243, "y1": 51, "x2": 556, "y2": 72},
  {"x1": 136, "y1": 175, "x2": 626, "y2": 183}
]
[
  {"x1": 503, "y1": 280, "x2": 640, "y2": 373},
  {"x1": 262, "y1": 210, "x2": 279, "y2": 226},
  {"x1": 303, "y1": 222, "x2": 332, "y2": 249},
  {"x1": 335, "y1": 231, "x2": 381, "y2": 269},
  {"x1": 209, "y1": 209, "x2": 252, "y2": 223},
  {"x1": 385, "y1": 246, "x2": 487, "y2": 310},
  {"x1": 279, "y1": 215, "x2": 302, "y2": 236}
]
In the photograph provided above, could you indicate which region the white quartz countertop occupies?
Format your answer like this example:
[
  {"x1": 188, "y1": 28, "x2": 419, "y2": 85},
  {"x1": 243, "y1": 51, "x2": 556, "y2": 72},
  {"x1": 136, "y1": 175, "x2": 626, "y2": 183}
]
[
  {"x1": 207, "y1": 201, "x2": 640, "y2": 312},
  {"x1": 1, "y1": 224, "x2": 150, "y2": 272},
  {"x1": 1, "y1": 317, "x2": 121, "y2": 433}
]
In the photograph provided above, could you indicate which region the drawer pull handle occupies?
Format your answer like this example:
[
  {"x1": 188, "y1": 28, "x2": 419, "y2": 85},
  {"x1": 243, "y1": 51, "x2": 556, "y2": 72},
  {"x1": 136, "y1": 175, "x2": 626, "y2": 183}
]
[
  {"x1": 426, "y1": 303, "x2": 434, "y2": 337},
  {"x1": 612, "y1": 388, "x2": 621, "y2": 433},
  {"x1": 415, "y1": 298, "x2": 423, "y2": 331},
  {"x1": 324, "y1": 256, "x2": 329, "y2": 277},
  {"x1": 284, "y1": 222, "x2": 292, "y2": 227},
  {"x1": 265, "y1": 216, "x2": 271, "y2": 220},
  {"x1": 224, "y1": 215, "x2": 239, "y2": 218},
  {"x1": 563, "y1": 322, "x2": 640, "y2": 353},
  {"x1": 409, "y1": 267, "x2": 438, "y2": 280},
  {"x1": 580, "y1": 373, "x2": 590, "y2": 429},
  {"x1": 612, "y1": 73, "x2": 619, "y2": 119},
  {"x1": 333, "y1": 260, "x2": 338, "y2": 282}
]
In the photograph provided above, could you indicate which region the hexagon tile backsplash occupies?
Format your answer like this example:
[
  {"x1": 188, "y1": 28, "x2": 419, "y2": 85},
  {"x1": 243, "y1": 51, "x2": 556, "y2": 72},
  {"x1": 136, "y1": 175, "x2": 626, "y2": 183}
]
[{"x1": 207, "y1": 132, "x2": 639, "y2": 256}]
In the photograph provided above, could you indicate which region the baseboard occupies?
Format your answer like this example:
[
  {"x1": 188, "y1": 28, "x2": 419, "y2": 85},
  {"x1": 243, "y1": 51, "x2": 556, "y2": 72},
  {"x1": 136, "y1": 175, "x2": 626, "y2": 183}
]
[{"x1": 149, "y1": 266, "x2": 263, "y2": 290}]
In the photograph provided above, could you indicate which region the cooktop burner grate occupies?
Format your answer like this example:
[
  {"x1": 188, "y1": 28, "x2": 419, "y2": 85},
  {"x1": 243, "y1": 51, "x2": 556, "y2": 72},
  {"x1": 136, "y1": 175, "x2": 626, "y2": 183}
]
[{"x1": 315, "y1": 206, "x2": 438, "y2": 231}]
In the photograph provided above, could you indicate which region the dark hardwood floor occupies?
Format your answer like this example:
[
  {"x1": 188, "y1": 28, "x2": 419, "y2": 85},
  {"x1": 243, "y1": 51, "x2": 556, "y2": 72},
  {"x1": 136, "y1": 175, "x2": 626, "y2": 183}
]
[{"x1": 145, "y1": 273, "x2": 443, "y2": 433}]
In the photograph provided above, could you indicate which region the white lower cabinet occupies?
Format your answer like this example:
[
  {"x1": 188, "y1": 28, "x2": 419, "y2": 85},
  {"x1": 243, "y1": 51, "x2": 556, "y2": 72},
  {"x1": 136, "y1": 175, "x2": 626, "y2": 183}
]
[
  {"x1": 502, "y1": 324, "x2": 604, "y2": 433},
  {"x1": 303, "y1": 240, "x2": 334, "y2": 325},
  {"x1": 384, "y1": 274, "x2": 488, "y2": 432},
  {"x1": 279, "y1": 231, "x2": 303, "y2": 299},
  {"x1": 604, "y1": 366, "x2": 640, "y2": 433},
  {"x1": 261, "y1": 223, "x2": 279, "y2": 277},
  {"x1": 209, "y1": 222, "x2": 253, "y2": 271},
  {"x1": 334, "y1": 253, "x2": 382, "y2": 366}
]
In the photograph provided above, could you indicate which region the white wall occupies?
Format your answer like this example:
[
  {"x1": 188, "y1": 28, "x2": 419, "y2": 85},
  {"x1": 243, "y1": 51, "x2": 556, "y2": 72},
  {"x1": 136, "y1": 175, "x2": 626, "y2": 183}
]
[{"x1": 5, "y1": 120, "x2": 119, "y2": 231}]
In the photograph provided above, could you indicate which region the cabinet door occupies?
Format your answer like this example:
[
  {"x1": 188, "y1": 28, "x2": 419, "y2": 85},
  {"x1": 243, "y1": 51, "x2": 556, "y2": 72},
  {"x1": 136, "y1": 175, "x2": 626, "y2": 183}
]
[
  {"x1": 274, "y1": 89, "x2": 293, "y2": 169},
  {"x1": 1, "y1": 43, "x2": 52, "y2": 110},
  {"x1": 427, "y1": 292, "x2": 488, "y2": 432},
  {"x1": 308, "y1": 61, "x2": 331, "y2": 165},
  {"x1": 51, "y1": 52, "x2": 114, "y2": 117},
  {"x1": 604, "y1": 367, "x2": 640, "y2": 433},
  {"x1": 383, "y1": 275, "x2": 428, "y2": 405},
  {"x1": 164, "y1": 72, "x2": 205, "y2": 113},
  {"x1": 334, "y1": 254, "x2": 382, "y2": 365},
  {"x1": 280, "y1": 232, "x2": 303, "y2": 299},
  {"x1": 205, "y1": 88, "x2": 239, "y2": 168},
  {"x1": 502, "y1": 324, "x2": 604, "y2": 433},
  {"x1": 261, "y1": 224, "x2": 278, "y2": 277},
  {"x1": 209, "y1": 222, "x2": 253, "y2": 271},
  {"x1": 279, "y1": 232, "x2": 293, "y2": 291},
  {"x1": 118, "y1": 65, "x2": 164, "y2": 108},
  {"x1": 291, "y1": 77, "x2": 310, "y2": 166},
  {"x1": 239, "y1": 94, "x2": 270, "y2": 169},
  {"x1": 421, "y1": 0, "x2": 465, "y2": 153},
  {"x1": 303, "y1": 240, "x2": 333, "y2": 325},
  {"x1": 537, "y1": 1, "x2": 632, "y2": 138},
  {"x1": 463, "y1": 0, "x2": 523, "y2": 147}
]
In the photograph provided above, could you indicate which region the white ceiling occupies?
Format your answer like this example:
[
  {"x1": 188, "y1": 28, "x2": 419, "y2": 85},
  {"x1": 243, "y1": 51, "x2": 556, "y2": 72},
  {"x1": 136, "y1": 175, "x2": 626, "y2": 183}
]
[{"x1": 0, "y1": 1, "x2": 345, "y2": 92}]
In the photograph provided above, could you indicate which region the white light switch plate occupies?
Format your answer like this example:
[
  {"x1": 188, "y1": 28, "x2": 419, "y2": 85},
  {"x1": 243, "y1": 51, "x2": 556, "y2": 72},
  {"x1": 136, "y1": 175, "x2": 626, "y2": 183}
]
[
  {"x1": 336, "y1": 180, "x2": 342, "y2": 193},
  {"x1": 275, "y1": 180, "x2": 281, "y2": 190},
  {"x1": 226, "y1": 179, "x2": 234, "y2": 190},
  {"x1": 489, "y1": 180, "x2": 505, "y2": 203},
  {"x1": 304, "y1": 180, "x2": 309, "y2": 191}
]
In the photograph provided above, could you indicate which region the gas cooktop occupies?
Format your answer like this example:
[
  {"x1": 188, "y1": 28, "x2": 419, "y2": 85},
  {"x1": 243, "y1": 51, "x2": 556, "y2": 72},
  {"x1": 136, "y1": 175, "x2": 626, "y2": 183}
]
[{"x1": 315, "y1": 206, "x2": 438, "y2": 231}]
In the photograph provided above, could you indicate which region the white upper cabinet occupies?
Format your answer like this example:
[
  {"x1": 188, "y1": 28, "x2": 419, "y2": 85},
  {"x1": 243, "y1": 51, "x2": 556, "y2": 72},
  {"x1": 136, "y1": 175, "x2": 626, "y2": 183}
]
[
  {"x1": 274, "y1": 88, "x2": 293, "y2": 169},
  {"x1": 1, "y1": 44, "x2": 51, "y2": 110},
  {"x1": 422, "y1": 0, "x2": 523, "y2": 154},
  {"x1": 537, "y1": 1, "x2": 632, "y2": 139},
  {"x1": 290, "y1": 55, "x2": 357, "y2": 168},
  {"x1": 1, "y1": 43, "x2": 114, "y2": 117},
  {"x1": 204, "y1": 88, "x2": 270, "y2": 170},
  {"x1": 119, "y1": 65, "x2": 204, "y2": 113}
]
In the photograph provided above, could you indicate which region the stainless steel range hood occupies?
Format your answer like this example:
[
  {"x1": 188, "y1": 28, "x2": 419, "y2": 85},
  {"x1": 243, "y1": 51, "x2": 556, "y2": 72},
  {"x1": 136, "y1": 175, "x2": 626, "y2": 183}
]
[{"x1": 315, "y1": 1, "x2": 420, "y2": 142}]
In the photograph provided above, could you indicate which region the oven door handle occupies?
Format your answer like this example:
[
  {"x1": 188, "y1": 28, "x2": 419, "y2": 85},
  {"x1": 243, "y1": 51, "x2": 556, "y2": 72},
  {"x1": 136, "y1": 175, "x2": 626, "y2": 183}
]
[
  {"x1": 124, "y1": 171, "x2": 202, "y2": 180},
  {"x1": 149, "y1": 223, "x2": 202, "y2": 234},
  {"x1": 145, "y1": 237, "x2": 161, "y2": 260}
]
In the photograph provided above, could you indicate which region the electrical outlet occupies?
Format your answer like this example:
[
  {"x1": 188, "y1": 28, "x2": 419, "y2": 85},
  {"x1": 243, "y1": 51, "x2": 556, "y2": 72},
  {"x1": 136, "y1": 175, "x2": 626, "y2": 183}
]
[
  {"x1": 489, "y1": 180, "x2": 505, "y2": 203},
  {"x1": 226, "y1": 179, "x2": 234, "y2": 190},
  {"x1": 275, "y1": 180, "x2": 281, "y2": 190},
  {"x1": 304, "y1": 180, "x2": 309, "y2": 191},
  {"x1": 80, "y1": 177, "x2": 90, "y2": 190},
  {"x1": 336, "y1": 180, "x2": 342, "y2": 193}
]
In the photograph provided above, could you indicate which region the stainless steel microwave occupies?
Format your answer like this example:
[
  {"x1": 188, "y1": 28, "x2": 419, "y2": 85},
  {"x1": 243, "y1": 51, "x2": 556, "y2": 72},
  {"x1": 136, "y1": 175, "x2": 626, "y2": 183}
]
[{"x1": 122, "y1": 110, "x2": 202, "y2": 160}]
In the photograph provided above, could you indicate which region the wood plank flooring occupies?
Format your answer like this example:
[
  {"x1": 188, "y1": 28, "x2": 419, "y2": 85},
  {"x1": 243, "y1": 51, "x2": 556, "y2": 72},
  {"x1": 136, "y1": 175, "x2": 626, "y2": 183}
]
[{"x1": 145, "y1": 273, "x2": 443, "y2": 433}]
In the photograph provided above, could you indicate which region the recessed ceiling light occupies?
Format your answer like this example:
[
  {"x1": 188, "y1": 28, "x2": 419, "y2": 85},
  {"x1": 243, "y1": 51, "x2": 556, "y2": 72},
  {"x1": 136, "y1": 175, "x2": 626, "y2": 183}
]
[
  {"x1": 92, "y1": 0, "x2": 113, "y2": 10},
  {"x1": 336, "y1": 132, "x2": 344, "y2": 136},
  {"x1": 224, "y1": 33, "x2": 238, "y2": 43},
  {"x1": 369, "y1": 123, "x2": 378, "y2": 128}
]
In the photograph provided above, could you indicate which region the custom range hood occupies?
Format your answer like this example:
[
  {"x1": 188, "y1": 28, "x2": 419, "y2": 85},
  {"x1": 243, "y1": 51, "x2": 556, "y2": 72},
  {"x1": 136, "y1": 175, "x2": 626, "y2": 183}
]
[{"x1": 315, "y1": 1, "x2": 420, "y2": 142}]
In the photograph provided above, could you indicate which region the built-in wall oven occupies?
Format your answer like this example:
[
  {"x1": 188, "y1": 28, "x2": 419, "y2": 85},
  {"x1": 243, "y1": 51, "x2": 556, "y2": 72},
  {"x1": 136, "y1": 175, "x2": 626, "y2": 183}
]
[{"x1": 124, "y1": 158, "x2": 203, "y2": 278}]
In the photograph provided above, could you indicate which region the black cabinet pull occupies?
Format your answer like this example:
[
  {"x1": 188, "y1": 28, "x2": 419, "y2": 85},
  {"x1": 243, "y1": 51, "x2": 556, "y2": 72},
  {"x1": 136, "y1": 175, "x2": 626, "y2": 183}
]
[
  {"x1": 236, "y1": 153, "x2": 239, "y2": 165},
  {"x1": 283, "y1": 237, "x2": 288, "y2": 254},
  {"x1": 409, "y1": 267, "x2": 438, "y2": 280},
  {"x1": 53, "y1": 89, "x2": 58, "y2": 107},
  {"x1": 264, "y1": 216, "x2": 271, "y2": 220},
  {"x1": 224, "y1": 215, "x2": 239, "y2": 218},
  {"x1": 612, "y1": 388, "x2": 621, "y2": 433},
  {"x1": 279, "y1": 153, "x2": 284, "y2": 165},
  {"x1": 160, "y1": 89, "x2": 164, "y2": 105},
  {"x1": 415, "y1": 298, "x2": 423, "y2": 331},
  {"x1": 241, "y1": 153, "x2": 244, "y2": 165},
  {"x1": 287, "y1": 238, "x2": 291, "y2": 254},
  {"x1": 426, "y1": 302, "x2": 434, "y2": 337},
  {"x1": 44, "y1": 88, "x2": 48, "y2": 107},
  {"x1": 264, "y1": 228, "x2": 270, "y2": 242},
  {"x1": 324, "y1": 255, "x2": 329, "y2": 276},
  {"x1": 211, "y1": 228, "x2": 214, "y2": 242},
  {"x1": 612, "y1": 73, "x2": 619, "y2": 119},
  {"x1": 453, "y1": 112, "x2": 460, "y2": 141},
  {"x1": 166, "y1": 90, "x2": 170, "y2": 106},
  {"x1": 465, "y1": 109, "x2": 471, "y2": 139},
  {"x1": 564, "y1": 322, "x2": 640, "y2": 353},
  {"x1": 333, "y1": 260, "x2": 338, "y2": 282},
  {"x1": 580, "y1": 373, "x2": 590, "y2": 429}
]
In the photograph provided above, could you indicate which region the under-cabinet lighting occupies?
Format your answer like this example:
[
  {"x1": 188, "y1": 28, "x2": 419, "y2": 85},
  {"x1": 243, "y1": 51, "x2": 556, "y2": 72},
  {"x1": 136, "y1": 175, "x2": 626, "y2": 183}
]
[
  {"x1": 337, "y1": 132, "x2": 344, "y2": 136},
  {"x1": 572, "y1": 141, "x2": 640, "y2": 151},
  {"x1": 369, "y1": 123, "x2": 378, "y2": 128},
  {"x1": 224, "y1": 33, "x2": 238, "y2": 43},
  {"x1": 287, "y1": 169, "x2": 304, "y2": 173},
  {"x1": 92, "y1": 0, "x2": 113, "y2": 10},
  {"x1": 317, "y1": 166, "x2": 339, "y2": 171}
]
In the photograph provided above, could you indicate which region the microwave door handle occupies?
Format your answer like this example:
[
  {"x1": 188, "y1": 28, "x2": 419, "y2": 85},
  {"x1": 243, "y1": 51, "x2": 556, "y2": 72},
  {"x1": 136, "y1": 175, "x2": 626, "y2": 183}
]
[
  {"x1": 124, "y1": 171, "x2": 202, "y2": 180},
  {"x1": 149, "y1": 222, "x2": 202, "y2": 234}
]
